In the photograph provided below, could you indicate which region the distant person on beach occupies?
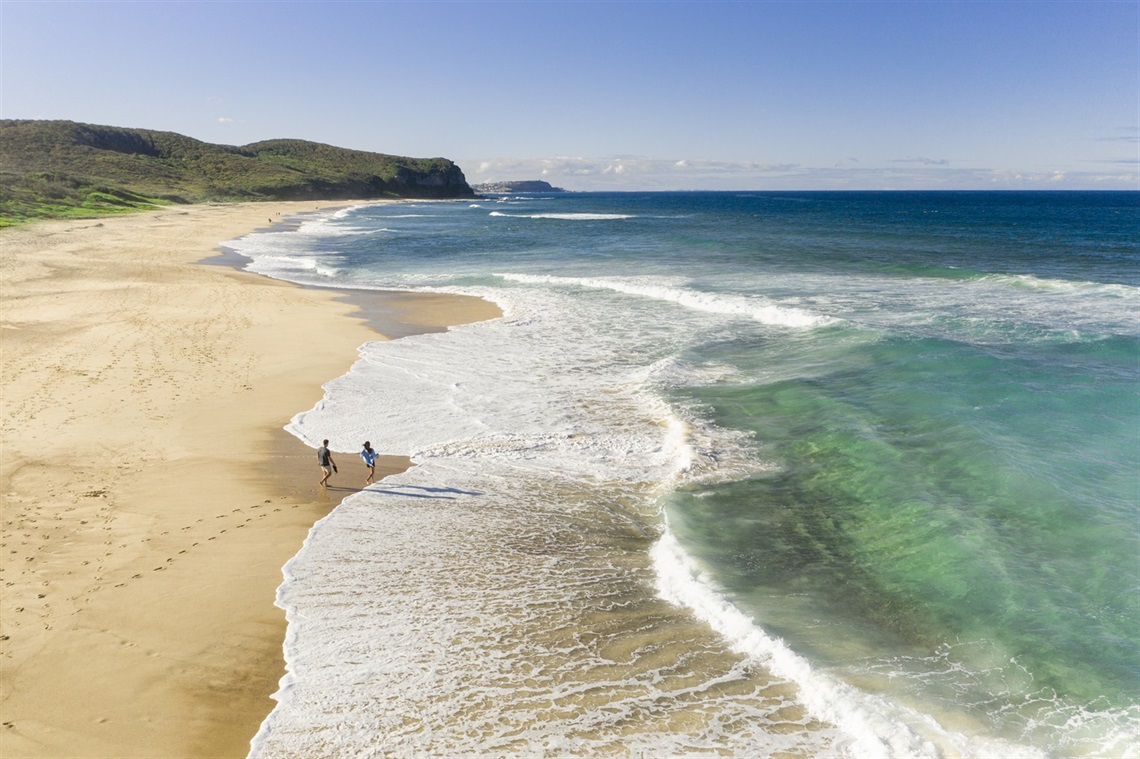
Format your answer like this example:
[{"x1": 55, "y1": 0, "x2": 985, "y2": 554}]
[
  {"x1": 317, "y1": 440, "x2": 337, "y2": 487},
  {"x1": 360, "y1": 441, "x2": 379, "y2": 485}
]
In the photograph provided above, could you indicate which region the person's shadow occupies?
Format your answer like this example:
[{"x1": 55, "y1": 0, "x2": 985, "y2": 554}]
[{"x1": 327, "y1": 484, "x2": 482, "y2": 500}]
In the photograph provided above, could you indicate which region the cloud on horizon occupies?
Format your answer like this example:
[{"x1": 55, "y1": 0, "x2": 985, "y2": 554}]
[
  {"x1": 462, "y1": 155, "x2": 1138, "y2": 191},
  {"x1": 892, "y1": 157, "x2": 950, "y2": 166},
  {"x1": 1097, "y1": 127, "x2": 1140, "y2": 143},
  {"x1": 468, "y1": 156, "x2": 804, "y2": 190}
]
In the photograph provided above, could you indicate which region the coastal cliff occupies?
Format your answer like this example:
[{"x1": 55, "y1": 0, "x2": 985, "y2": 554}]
[{"x1": 0, "y1": 120, "x2": 474, "y2": 222}]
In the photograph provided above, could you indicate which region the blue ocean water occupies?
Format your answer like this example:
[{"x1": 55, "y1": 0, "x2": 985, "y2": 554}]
[{"x1": 235, "y1": 192, "x2": 1139, "y2": 758}]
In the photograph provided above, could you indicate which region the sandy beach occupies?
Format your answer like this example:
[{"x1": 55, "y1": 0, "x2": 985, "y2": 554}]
[{"x1": 0, "y1": 203, "x2": 499, "y2": 758}]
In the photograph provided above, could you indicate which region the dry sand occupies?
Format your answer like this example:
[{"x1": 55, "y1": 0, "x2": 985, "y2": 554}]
[{"x1": 0, "y1": 203, "x2": 500, "y2": 757}]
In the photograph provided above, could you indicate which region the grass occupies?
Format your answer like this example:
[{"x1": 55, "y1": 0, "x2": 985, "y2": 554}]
[{"x1": 0, "y1": 120, "x2": 473, "y2": 226}]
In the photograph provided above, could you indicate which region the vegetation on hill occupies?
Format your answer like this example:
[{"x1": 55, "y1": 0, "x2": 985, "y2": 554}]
[{"x1": 0, "y1": 120, "x2": 473, "y2": 226}]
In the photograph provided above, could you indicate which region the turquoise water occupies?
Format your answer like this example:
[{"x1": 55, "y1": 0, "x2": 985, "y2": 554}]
[
  {"x1": 669, "y1": 331, "x2": 1138, "y2": 736},
  {"x1": 239, "y1": 191, "x2": 1138, "y2": 757}
]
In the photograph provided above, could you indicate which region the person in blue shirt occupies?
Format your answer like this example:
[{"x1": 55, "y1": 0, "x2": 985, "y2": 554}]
[{"x1": 360, "y1": 441, "x2": 379, "y2": 486}]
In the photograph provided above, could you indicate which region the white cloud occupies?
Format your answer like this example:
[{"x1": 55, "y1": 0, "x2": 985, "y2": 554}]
[
  {"x1": 464, "y1": 156, "x2": 801, "y2": 186},
  {"x1": 1097, "y1": 127, "x2": 1140, "y2": 143},
  {"x1": 892, "y1": 156, "x2": 950, "y2": 166},
  {"x1": 459, "y1": 155, "x2": 1138, "y2": 191}
]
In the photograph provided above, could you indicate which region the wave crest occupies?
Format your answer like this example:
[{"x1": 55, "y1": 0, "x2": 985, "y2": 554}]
[{"x1": 497, "y1": 273, "x2": 832, "y2": 328}]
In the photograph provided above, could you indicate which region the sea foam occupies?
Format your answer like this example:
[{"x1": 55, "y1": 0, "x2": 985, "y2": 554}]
[
  {"x1": 496, "y1": 273, "x2": 832, "y2": 328},
  {"x1": 489, "y1": 211, "x2": 636, "y2": 220},
  {"x1": 651, "y1": 529, "x2": 1048, "y2": 759},
  {"x1": 251, "y1": 286, "x2": 839, "y2": 757}
]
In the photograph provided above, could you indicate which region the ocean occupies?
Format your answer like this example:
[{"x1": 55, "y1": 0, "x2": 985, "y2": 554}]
[{"x1": 228, "y1": 191, "x2": 1138, "y2": 758}]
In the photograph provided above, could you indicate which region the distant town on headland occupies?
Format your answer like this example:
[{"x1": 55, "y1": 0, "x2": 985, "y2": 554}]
[{"x1": 473, "y1": 180, "x2": 567, "y2": 194}]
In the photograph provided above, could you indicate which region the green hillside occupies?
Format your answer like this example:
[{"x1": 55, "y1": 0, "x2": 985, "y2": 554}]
[{"x1": 0, "y1": 120, "x2": 474, "y2": 225}]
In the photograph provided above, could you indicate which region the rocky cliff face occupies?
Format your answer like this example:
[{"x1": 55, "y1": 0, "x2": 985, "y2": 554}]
[
  {"x1": 241, "y1": 137, "x2": 475, "y2": 200},
  {"x1": 391, "y1": 164, "x2": 473, "y2": 197}
]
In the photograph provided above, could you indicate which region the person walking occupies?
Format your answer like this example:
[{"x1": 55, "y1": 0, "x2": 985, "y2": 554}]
[
  {"x1": 360, "y1": 441, "x2": 379, "y2": 486},
  {"x1": 317, "y1": 440, "x2": 337, "y2": 487}
]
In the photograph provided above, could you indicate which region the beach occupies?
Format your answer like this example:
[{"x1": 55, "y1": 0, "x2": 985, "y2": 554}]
[
  {"x1": 4, "y1": 193, "x2": 1135, "y2": 759},
  {"x1": 0, "y1": 203, "x2": 499, "y2": 758}
]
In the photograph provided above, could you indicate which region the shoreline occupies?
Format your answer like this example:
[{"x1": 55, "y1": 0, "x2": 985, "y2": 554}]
[{"x1": 0, "y1": 203, "x2": 500, "y2": 757}]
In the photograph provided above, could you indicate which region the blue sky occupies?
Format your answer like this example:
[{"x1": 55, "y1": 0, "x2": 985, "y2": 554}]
[{"x1": 2, "y1": 1, "x2": 1137, "y2": 190}]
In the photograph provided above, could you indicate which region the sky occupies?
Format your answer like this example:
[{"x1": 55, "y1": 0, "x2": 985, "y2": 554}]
[{"x1": 2, "y1": 0, "x2": 1137, "y2": 191}]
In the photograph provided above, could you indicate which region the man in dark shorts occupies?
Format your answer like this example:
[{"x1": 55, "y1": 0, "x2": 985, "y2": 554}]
[{"x1": 317, "y1": 440, "x2": 337, "y2": 487}]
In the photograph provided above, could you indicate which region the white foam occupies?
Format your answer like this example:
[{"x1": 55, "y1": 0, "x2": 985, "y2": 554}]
[
  {"x1": 292, "y1": 216, "x2": 374, "y2": 237},
  {"x1": 220, "y1": 221, "x2": 360, "y2": 283},
  {"x1": 251, "y1": 296, "x2": 839, "y2": 756},
  {"x1": 248, "y1": 263, "x2": 854, "y2": 755},
  {"x1": 979, "y1": 272, "x2": 1139, "y2": 298},
  {"x1": 250, "y1": 458, "x2": 840, "y2": 758},
  {"x1": 722, "y1": 268, "x2": 1139, "y2": 340},
  {"x1": 650, "y1": 528, "x2": 1048, "y2": 759},
  {"x1": 497, "y1": 272, "x2": 832, "y2": 328},
  {"x1": 284, "y1": 290, "x2": 704, "y2": 486},
  {"x1": 489, "y1": 211, "x2": 635, "y2": 220}
]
